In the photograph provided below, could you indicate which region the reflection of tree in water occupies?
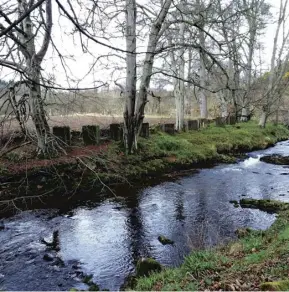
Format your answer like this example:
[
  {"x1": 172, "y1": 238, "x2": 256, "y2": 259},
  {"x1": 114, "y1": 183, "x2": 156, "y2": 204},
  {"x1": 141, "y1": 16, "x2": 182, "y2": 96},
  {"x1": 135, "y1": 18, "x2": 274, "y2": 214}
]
[
  {"x1": 188, "y1": 190, "x2": 210, "y2": 249},
  {"x1": 190, "y1": 188, "x2": 238, "y2": 248},
  {"x1": 174, "y1": 190, "x2": 185, "y2": 222},
  {"x1": 124, "y1": 196, "x2": 148, "y2": 265}
]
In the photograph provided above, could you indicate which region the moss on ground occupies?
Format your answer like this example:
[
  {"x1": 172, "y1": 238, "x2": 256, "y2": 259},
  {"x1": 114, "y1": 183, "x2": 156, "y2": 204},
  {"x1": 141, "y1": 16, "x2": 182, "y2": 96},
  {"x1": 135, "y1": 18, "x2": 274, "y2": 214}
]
[
  {"x1": 97, "y1": 122, "x2": 289, "y2": 182},
  {"x1": 133, "y1": 200, "x2": 289, "y2": 291},
  {"x1": 260, "y1": 280, "x2": 289, "y2": 291},
  {"x1": 240, "y1": 198, "x2": 289, "y2": 213}
]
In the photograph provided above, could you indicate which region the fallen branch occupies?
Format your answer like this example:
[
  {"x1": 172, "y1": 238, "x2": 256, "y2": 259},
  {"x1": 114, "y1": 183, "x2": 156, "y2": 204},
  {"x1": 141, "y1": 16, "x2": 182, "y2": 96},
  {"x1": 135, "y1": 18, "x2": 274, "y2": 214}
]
[{"x1": 0, "y1": 141, "x2": 32, "y2": 158}]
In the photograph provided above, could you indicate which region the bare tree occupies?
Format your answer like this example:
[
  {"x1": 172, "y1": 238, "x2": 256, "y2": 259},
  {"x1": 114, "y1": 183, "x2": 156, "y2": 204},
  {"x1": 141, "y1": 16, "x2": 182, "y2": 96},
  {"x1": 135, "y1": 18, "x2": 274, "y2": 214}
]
[
  {"x1": 123, "y1": 0, "x2": 173, "y2": 152},
  {"x1": 259, "y1": 0, "x2": 289, "y2": 127},
  {"x1": 0, "y1": 0, "x2": 61, "y2": 156}
]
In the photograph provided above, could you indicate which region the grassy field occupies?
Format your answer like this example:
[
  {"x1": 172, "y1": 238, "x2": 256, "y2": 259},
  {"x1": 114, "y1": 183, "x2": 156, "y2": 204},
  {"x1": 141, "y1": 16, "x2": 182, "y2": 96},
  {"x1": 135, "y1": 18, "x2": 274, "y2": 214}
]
[
  {"x1": 1, "y1": 114, "x2": 175, "y2": 135},
  {"x1": 134, "y1": 199, "x2": 289, "y2": 291}
]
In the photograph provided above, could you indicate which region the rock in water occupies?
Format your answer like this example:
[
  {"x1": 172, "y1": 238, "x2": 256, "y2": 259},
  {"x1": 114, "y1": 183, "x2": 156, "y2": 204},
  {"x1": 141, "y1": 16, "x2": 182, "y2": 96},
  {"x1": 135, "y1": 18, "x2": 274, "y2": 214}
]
[
  {"x1": 43, "y1": 253, "x2": 54, "y2": 261},
  {"x1": 260, "y1": 155, "x2": 289, "y2": 165},
  {"x1": 40, "y1": 230, "x2": 60, "y2": 251},
  {"x1": 136, "y1": 258, "x2": 162, "y2": 277},
  {"x1": 158, "y1": 235, "x2": 174, "y2": 245},
  {"x1": 235, "y1": 228, "x2": 252, "y2": 238},
  {"x1": 261, "y1": 280, "x2": 289, "y2": 291}
]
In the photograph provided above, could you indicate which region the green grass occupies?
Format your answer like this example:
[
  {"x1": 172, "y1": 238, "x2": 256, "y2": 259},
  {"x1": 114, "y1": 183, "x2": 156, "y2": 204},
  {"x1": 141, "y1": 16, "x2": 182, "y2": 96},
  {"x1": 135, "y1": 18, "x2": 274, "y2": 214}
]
[
  {"x1": 98, "y1": 122, "x2": 289, "y2": 182},
  {"x1": 133, "y1": 201, "x2": 289, "y2": 291},
  {"x1": 139, "y1": 121, "x2": 289, "y2": 162}
]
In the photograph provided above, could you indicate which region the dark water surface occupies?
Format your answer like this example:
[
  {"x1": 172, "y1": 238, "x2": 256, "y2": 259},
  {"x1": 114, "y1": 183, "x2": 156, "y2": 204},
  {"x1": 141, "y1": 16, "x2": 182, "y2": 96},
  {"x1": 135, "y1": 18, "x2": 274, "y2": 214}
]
[{"x1": 1, "y1": 141, "x2": 289, "y2": 290}]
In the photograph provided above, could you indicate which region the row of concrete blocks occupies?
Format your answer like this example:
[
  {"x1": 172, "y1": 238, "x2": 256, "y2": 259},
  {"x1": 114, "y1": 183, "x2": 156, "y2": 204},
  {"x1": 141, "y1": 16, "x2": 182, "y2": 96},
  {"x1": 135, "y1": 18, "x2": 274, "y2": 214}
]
[
  {"x1": 52, "y1": 123, "x2": 150, "y2": 146},
  {"x1": 52, "y1": 116, "x2": 236, "y2": 145},
  {"x1": 161, "y1": 116, "x2": 237, "y2": 134}
]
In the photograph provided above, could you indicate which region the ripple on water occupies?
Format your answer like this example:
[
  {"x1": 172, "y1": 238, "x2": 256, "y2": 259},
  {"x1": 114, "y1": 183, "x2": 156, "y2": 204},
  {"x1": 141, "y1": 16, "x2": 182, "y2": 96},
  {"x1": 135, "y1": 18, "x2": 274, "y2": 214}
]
[{"x1": 1, "y1": 141, "x2": 288, "y2": 290}]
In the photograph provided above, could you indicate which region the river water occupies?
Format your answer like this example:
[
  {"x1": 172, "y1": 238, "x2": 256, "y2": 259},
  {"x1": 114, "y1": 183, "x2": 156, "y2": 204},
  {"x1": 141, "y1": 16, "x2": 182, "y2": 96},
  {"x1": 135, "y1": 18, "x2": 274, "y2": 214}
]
[{"x1": 1, "y1": 140, "x2": 289, "y2": 291}]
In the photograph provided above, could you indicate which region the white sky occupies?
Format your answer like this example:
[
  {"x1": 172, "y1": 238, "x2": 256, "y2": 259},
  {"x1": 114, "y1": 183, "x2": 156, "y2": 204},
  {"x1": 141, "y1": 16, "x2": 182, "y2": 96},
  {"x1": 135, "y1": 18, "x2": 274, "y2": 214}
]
[{"x1": 0, "y1": 0, "x2": 284, "y2": 90}]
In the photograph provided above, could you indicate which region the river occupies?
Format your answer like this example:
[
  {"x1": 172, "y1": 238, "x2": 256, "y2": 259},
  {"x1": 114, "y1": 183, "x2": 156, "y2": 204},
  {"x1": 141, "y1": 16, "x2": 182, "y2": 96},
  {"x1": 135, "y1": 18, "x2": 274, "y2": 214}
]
[{"x1": 1, "y1": 140, "x2": 289, "y2": 291}]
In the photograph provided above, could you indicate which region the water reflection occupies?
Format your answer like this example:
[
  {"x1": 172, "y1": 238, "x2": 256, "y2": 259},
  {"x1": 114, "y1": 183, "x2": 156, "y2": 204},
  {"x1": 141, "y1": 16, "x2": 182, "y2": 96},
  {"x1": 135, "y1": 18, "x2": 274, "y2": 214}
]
[{"x1": 2, "y1": 141, "x2": 289, "y2": 290}]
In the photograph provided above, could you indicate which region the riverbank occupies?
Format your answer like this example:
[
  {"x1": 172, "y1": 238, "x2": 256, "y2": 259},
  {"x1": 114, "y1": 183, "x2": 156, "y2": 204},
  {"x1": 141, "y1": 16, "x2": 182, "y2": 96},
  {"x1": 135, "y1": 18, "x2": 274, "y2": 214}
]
[
  {"x1": 0, "y1": 122, "x2": 288, "y2": 214},
  {"x1": 134, "y1": 199, "x2": 289, "y2": 291}
]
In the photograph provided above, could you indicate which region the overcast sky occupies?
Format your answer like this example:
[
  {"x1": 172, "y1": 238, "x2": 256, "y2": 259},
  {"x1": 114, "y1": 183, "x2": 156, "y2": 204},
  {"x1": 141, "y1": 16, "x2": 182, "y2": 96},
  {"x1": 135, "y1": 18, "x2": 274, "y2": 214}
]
[{"x1": 0, "y1": 0, "x2": 285, "y2": 90}]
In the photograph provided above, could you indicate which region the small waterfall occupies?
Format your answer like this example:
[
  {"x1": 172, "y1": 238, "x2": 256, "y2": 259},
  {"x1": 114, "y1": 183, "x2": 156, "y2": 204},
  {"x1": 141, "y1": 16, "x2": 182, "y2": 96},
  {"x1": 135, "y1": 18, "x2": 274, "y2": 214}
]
[{"x1": 242, "y1": 155, "x2": 261, "y2": 167}]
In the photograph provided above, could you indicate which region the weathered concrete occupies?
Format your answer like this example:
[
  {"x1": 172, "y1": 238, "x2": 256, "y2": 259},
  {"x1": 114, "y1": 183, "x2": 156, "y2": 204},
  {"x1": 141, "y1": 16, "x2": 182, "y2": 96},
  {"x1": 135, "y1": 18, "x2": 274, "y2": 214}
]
[
  {"x1": 199, "y1": 118, "x2": 208, "y2": 128},
  {"x1": 82, "y1": 125, "x2": 100, "y2": 145},
  {"x1": 53, "y1": 126, "x2": 71, "y2": 145},
  {"x1": 110, "y1": 123, "x2": 123, "y2": 141},
  {"x1": 187, "y1": 120, "x2": 199, "y2": 131},
  {"x1": 140, "y1": 123, "x2": 150, "y2": 138},
  {"x1": 215, "y1": 117, "x2": 226, "y2": 126},
  {"x1": 161, "y1": 123, "x2": 175, "y2": 135},
  {"x1": 228, "y1": 116, "x2": 236, "y2": 125}
]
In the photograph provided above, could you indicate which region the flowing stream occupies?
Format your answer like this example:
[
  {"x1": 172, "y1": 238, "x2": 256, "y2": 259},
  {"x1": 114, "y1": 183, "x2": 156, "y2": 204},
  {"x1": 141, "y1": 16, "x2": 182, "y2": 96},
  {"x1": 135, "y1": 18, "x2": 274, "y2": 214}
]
[{"x1": 1, "y1": 140, "x2": 289, "y2": 291}]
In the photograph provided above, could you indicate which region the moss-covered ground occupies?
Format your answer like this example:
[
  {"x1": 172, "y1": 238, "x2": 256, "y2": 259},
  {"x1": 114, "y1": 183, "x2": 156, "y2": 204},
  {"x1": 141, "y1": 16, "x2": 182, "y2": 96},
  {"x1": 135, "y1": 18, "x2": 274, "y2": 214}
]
[{"x1": 98, "y1": 121, "x2": 289, "y2": 181}]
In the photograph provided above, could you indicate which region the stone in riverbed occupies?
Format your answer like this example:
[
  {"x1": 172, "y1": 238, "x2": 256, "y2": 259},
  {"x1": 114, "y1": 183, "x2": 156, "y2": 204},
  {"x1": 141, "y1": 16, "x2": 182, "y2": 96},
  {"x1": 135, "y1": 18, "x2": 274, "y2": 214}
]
[
  {"x1": 260, "y1": 154, "x2": 289, "y2": 165},
  {"x1": 88, "y1": 284, "x2": 99, "y2": 291},
  {"x1": 120, "y1": 274, "x2": 137, "y2": 290},
  {"x1": 260, "y1": 280, "x2": 289, "y2": 291},
  {"x1": 136, "y1": 258, "x2": 162, "y2": 277},
  {"x1": 240, "y1": 198, "x2": 289, "y2": 213},
  {"x1": 235, "y1": 228, "x2": 252, "y2": 238},
  {"x1": 40, "y1": 230, "x2": 60, "y2": 251},
  {"x1": 158, "y1": 235, "x2": 174, "y2": 245},
  {"x1": 229, "y1": 200, "x2": 240, "y2": 207},
  {"x1": 43, "y1": 253, "x2": 54, "y2": 261}
]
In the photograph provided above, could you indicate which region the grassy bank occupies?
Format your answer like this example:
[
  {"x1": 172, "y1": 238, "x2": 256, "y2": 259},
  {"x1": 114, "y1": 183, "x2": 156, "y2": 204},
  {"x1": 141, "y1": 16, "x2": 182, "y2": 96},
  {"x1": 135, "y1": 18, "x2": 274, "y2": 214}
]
[
  {"x1": 101, "y1": 121, "x2": 289, "y2": 180},
  {"x1": 134, "y1": 199, "x2": 289, "y2": 291},
  {"x1": 0, "y1": 122, "x2": 288, "y2": 213}
]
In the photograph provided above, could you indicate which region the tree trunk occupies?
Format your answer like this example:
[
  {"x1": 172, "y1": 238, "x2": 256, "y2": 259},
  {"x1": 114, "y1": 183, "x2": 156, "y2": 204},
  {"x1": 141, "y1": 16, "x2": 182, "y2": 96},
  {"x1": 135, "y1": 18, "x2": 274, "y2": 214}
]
[
  {"x1": 175, "y1": 21, "x2": 185, "y2": 131},
  {"x1": 18, "y1": 0, "x2": 57, "y2": 157},
  {"x1": 185, "y1": 47, "x2": 193, "y2": 115},
  {"x1": 240, "y1": 106, "x2": 249, "y2": 122},
  {"x1": 124, "y1": 0, "x2": 172, "y2": 153},
  {"x1": 174, "y1": 84, "x2": 185, "y2": 131},
  {"x1": 123, "y1": 0, "x2": 137, "y2": 153},
  {"x1": 219, "y1": 93, "x2": 228, "y2": 118},
  {"x1": 29, "y1": 66, "x2": 58, "y2": 156},
  {"x1": 259, "y1": 0, "x2": 286, "y2": 128},
  {"x1": 197, "y1": 0, "x2": 207, "y2": 119},
  {"x1": 258, "y1": 110, "x2": 267, "y2": 128}
]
